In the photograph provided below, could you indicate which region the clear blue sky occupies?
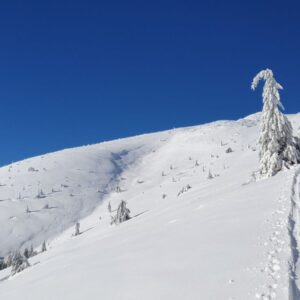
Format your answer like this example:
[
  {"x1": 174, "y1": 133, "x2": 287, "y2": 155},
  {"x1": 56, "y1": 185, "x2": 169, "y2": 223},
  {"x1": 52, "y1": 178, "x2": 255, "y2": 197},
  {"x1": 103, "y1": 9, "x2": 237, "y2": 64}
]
[{"x1": 0, "y1": 0, "x2": 299, "y2": 166}]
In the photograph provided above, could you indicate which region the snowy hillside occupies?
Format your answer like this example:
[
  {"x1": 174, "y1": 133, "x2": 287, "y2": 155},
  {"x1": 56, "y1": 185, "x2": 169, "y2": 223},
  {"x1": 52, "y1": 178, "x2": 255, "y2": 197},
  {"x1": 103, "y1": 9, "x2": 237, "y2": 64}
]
[{"x1": 1, "y1": 113, "x2": 300, "y2": 299}]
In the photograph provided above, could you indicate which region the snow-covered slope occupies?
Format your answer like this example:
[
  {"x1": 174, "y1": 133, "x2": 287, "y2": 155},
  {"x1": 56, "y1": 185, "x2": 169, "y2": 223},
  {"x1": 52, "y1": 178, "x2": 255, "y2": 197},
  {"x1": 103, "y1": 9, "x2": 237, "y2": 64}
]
[{"x1": 1, "y1": 113, "x2": 300, "y2": 299}]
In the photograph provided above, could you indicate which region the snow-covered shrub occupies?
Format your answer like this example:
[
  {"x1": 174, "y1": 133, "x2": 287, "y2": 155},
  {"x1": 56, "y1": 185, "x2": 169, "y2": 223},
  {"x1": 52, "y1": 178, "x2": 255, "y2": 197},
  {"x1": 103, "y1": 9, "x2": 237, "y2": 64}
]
[
  {"x1": 28, "y1": 167, "x2": 38, "y2": 172},
  {"x1": 177, "y1": 184, "x2": 192, "y2": 196},
  {"x1": 23, "y1": 248, "x2": 29, "y2": 259},
  {"x1": 10, "y1": 251, "x2": 30, "y2": 276},
  {"x1": 115, "y1": 186, "x2": 122, "y2": 193},
  {"x1": 0, "y1": 257, "x2": 6, "y2": 270},
  {"x1": 225, "y1": 147, "x2": 233, "y2": 153},
  {"x1": 111, "y1": 200, "x2": 131, "y2": 225},
  {"x1": 37, "y1": 189, "x2": 46, "y2": 199},
  {"x1": 51, "y1": 187, "x2": 60, "y2": 193},
  {"x1": 29, "y1": 245, "x2": 37, "y2": 257},
  {"x1": 207, "y1": 170, "x2": 213, "y2": 179},
  {"x1": 5, "y1": 253, "x2": 13, "y2": 267},
  {"x1": 252, "y1": 69, "x2": 300, "y2": 177}
]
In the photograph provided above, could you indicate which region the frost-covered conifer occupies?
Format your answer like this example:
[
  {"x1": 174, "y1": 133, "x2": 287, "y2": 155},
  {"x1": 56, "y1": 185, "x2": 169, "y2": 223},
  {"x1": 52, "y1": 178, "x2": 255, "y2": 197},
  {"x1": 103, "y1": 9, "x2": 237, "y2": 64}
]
[
  {"x1": 207, "y1": 170, "x2": 213, "y2": 179},
  {"x1": 41, "y1": 241, "x2": 47, "y2": 252},
  {"x1": 108, "y1": 201, "x2": 112, "y2": 213},
  {"x1": 43, "y1": 204, "x2": 49, "y2": 209},
  {"x1": 112, "y1": 200, "x2": 131, "y2": 225},
  {"x1": 251, "y1": 69, "x2": 300, "y2": 177},
  {"x1": 0, "y1": 257, "x2": 5, "y2": 270},
  {"x1": 29, "y1": 244, "x2": 36, "y2": 257},
  {"x1": 23, "y1": 248, "x2": 29, "y2": 258},
  {"x1": 11, "y1": 251, "x2": 30, "y2": 276},
  {"x1": 177, "y1": 184, "x2": 192, "y2": 196},
  {"x1": 74, "y1": 222, "x2": 80, "y2": 236},
  {"x1": 37, "y1": 189, "x2": 46, "y2": 199},
  {"x1": 115, "y1": 186, "x2": 122, "y2": 193},
  {"x1": 225, "y1": 147, "x2": 233, "y2": 153},
  {"x1": 5, "y1": 253, "x2": 13, "y2": 267}
]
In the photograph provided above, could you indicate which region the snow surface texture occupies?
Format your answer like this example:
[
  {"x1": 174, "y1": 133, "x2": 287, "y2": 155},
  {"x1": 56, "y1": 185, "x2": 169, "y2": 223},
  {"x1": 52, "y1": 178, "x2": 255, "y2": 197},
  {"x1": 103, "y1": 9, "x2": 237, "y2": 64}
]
[{"x1": 1, "y1": 113, "x2": 300, "y2": 299}]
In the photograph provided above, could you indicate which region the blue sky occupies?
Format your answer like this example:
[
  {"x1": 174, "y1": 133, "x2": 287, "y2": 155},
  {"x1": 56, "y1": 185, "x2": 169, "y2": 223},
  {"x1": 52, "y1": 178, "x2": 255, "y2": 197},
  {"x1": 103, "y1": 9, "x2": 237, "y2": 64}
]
[{"x1": 0, "y1": 0, "x2": 299, "y2": 165}]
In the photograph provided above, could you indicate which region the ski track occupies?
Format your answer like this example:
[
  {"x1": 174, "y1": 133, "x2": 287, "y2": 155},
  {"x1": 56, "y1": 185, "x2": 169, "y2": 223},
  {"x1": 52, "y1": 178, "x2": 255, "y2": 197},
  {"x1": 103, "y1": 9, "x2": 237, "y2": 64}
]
[
  {"x1": 288, "y1": 167, "x2": 300, "y2": 300},
  {"x1": 255, "y1": 168, "x2": 300, "y2": 300}
]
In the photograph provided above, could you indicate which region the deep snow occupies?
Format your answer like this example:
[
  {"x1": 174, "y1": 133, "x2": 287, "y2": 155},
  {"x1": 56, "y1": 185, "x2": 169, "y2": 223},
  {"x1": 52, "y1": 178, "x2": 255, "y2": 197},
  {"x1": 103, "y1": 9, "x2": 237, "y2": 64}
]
[{"x1": 1, "y1": 113, "x2": 300, "y2": 299}]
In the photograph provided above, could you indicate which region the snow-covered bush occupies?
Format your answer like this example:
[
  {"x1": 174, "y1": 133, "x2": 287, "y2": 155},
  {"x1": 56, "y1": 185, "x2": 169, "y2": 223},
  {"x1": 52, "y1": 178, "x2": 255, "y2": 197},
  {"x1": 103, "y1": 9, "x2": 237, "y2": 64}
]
[
  {"x1": 37, "y1": 189, "x2": 46, "y2": 199},
  {"x1": 43, "y1": 204, "x2": 49, "y2": 209},
  {"x1": 225, "y1": 147, "x2": 233, "y2": 153},
  {"x1": 115, "y1": 186, "x2": 123, "y2": 193},
  {"x1": 0, "y1": 257, "x2": 6, "y2": 270},
  {"x1": 207, "y1": 170, "x2": 213, "y2": 179},
  {"x1": 10, "y1": 251, "x2": 30, "y2": 276},
  {"x1": 29, "y1": 245, "x2": 37, "y2": 257},
  {"x1": 252, "y1": 69, "x2": 300, "y2": 177},
  {"x1": 111, "y1": 200, "x2": 131, "y2": 225},
  {"x1": 23, "y1": 248, "x2": 29, "y2": 259},
  {"x1": 177, "y1": 184, "x2": 192, "y2": 196},
  {"x1": 5, "y1": 253, "x2": 13, "y2": 267},
  {"x1": 28, "y1": 167, "x2": 38, "y2": 172}
]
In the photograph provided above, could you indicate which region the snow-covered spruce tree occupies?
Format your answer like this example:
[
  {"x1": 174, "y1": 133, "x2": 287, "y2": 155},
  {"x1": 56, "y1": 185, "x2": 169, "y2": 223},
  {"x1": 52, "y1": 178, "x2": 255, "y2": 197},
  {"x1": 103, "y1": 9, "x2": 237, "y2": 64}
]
[
  {"x1": 74, "y1": 222, "x2": 80, "y2": 236},
  {"x1": 5, "y1": 253, "x2": 13, "y2": 267},
  {"x1": 108, "y1": 201, "x2": 112, "y2": 213},
  {"x1": 112, "y1": 200, "x2": 131, "y2": 225},
  {"x1": 23, "y1": 248, "x2": 29, "y2": 258},
  {"x1": 251, "y1": 69, "x2": 300, "y2": 177},
  {"x1": 11, "y1": 251, "x2": 30, "y2": 276},
  {"x1": 29, "y1": 244, "x2": 37, "y2": 257},
  {"x1": 41, "y1": 241, "x2": 47, "y2": 252},
  {"x1": 0, "y1": 257, "x2": 6, "y2": 270}
]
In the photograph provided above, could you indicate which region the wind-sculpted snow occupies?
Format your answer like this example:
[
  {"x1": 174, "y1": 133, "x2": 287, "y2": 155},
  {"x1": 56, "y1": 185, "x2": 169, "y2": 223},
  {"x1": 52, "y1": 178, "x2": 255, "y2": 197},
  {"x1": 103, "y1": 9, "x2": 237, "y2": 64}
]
[
  {"x1": 1, "y1": 113, "x2": 300, "y2": 299},
  {"x1": 0, "y1": 133, "x2": 167, "y2": 257}
]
